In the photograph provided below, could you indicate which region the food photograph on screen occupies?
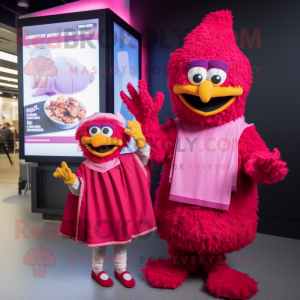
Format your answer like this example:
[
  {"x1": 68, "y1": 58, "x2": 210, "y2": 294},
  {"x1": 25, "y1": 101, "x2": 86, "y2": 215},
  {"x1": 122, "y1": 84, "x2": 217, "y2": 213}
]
[
  {"x1": 22, "y1": 19, "x2": 99, "y2": 157},
  {"x1": 113, "y1": 22, "x2": 139, "y2": 153}
]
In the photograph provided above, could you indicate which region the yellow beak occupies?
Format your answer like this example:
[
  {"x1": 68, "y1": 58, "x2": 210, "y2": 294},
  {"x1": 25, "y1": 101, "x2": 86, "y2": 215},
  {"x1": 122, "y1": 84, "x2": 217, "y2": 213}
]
[
  {"x1": 81, "y1": 133, "x2": 123, "y2": 157},
  {"x1": 81, "y1": 133, "x2": 123, "y2": 147},
  {"x1": 198, "y1": 80, "x2": 214, "y2": 103},
  {"x1": 173, "y1": 81, "x2": 243, "y2": 116}
]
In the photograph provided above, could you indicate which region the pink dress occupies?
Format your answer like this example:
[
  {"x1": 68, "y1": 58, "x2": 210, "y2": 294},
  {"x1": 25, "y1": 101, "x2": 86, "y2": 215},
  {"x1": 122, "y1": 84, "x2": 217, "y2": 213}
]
[
  {"x1": 60, "y1": 153, "x2": 157, "y2": 247},
  {"x1": 169, "y1": 117, "x2": 252, "y2": 210}
]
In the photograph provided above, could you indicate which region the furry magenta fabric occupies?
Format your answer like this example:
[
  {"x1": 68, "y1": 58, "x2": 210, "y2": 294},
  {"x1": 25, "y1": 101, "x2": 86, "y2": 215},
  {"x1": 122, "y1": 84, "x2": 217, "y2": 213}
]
[{"x1": 121, "y1": 10, "x2": 288, "y2": 300}]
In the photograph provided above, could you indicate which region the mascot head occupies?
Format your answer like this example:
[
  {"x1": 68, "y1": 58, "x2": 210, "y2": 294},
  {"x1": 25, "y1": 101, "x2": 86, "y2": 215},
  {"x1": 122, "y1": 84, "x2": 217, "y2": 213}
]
[
  {"x1": 167, "y1": 10, "x2": 252, "y2": 126},
  {"x1": 76, "y1": 112, "x2": 130, "y2": 163}
]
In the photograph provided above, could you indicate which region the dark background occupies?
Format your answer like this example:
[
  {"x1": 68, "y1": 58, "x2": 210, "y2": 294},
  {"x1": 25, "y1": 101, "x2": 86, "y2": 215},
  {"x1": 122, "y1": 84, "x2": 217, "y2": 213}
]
[
  {"x1": 0, "y1": 7, "x2": 15, "y2": 28},
  {"x1": 130, "y1": 0, "x2": 300, "y2": 239}
]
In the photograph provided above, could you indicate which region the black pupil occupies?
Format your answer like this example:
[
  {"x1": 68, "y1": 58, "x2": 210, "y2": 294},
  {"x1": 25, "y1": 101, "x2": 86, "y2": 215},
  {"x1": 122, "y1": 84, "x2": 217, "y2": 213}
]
[
  {"x1": 102, "y1": 127, "x2": 109, "y2": 135},
  {"x1": 193, "y1": 74, "x2": 203, "y2": 83},
  {"x1": 211, "y1": 75, "x2": 221, "y2": 84},
  {"x1": 91, "y1": 127, "x2": 98, "y2": 134}
]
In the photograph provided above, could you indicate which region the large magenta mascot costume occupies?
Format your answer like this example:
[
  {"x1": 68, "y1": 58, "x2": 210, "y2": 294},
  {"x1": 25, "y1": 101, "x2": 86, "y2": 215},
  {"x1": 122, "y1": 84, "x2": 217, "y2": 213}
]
[{"x1": 121, "y1": 10, "x2": 288, "y2": 299}]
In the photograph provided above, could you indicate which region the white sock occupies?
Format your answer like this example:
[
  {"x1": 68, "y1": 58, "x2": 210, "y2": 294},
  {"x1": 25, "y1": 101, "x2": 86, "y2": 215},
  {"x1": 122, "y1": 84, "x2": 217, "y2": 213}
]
[
  {"x1": 113, "y1": 244, "x2": 127, "y2": 274},
  {"x1": 92, "y1": 246, "x2": 107, "y2": 275}
]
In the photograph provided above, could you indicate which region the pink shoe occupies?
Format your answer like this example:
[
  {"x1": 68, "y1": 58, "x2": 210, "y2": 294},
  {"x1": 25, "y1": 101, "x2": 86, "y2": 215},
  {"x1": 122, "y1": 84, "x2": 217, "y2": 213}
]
[
  {"x1": 91, "y1": 270, "x2": 114, "y2": 287},
  {"x1": 114, "y1": 269, "x2": 135, "y2": 288}
]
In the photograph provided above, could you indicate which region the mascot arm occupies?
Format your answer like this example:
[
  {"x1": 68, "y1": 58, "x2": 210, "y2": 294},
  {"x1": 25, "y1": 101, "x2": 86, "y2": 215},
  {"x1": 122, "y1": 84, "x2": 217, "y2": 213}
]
[
  {"x1": 125, "y1": 120, "x2": 147, "y2": 148},
  {"x1": 136, "y1": 143, "x2": 151, "y2": 165},
  {"x1": 125, "y1": 120, "x2": 151, "y2": 165},
  {"x1": 239, "y1": 126, "x2": 288, "y2": 184},
  {"x1": 53, "y1": 161, "x2": 80, "y2": 195},
  {"x1": 121, "y1": 80, "x2": 176, "y2": 164},
  {"x1": 67, "y1": 178, "x2": 81, "y2": 196}
]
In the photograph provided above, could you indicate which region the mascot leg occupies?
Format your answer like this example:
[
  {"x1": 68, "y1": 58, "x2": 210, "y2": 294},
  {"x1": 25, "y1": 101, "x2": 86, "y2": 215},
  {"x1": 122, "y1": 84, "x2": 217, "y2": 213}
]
[
  {"x1": 201, "y1": 254, "x2": 258, "y2": 300},
  {"x1": 142, "y1": 245, "x2": 198, "y2": 289}
]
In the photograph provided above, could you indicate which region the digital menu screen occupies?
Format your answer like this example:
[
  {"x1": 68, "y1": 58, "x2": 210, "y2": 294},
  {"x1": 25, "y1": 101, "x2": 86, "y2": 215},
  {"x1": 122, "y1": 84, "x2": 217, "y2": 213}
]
[
  {"x1": 113, "y1": 22, "x2": 139, "y2": 153},
  {"x1": 22, "y1": 19, "x2": 99, "y2": 157}
]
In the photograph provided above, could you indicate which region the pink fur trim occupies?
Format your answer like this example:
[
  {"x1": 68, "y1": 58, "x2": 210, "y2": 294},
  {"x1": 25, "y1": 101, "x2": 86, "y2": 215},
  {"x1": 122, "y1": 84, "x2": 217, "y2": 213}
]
[
  {"x1": 60, "y1": 225, "x2": 157, "y2": 247},
  {"x1": 131, "y1": 226, "x2": 157, "y2": 238},
  {"x1": 133, "y1": 152, "x2": 147, "y2": 178},
  {"x1": 87, "y1": 226, "x2": 157, "y2": 247},
  {"x1": 75, "y1": 176, "x2": 85, "y2": 242}
]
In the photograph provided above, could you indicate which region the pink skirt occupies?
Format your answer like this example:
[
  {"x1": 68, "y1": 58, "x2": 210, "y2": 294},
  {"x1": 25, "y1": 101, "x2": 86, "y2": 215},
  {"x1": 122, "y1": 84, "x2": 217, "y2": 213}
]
[{"x1": 60, "y1": 153, "x2": 157, "y2": 247}]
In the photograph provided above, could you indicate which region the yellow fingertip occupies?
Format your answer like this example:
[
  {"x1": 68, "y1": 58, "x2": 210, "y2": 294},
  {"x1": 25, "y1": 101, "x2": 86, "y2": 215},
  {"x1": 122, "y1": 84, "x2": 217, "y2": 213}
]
[
  {"x1": 61, "y1": 161, "x2": 67, "y2": 168},
  {"x1": 132, "y1": 121, "x2": 140, "y2": 130},
  {"x1": 124, "y1": 129, "x2": 133, "y2": 136},
  {"x1": 137, "y1": 141, "x2": 146, "y2": 148}
]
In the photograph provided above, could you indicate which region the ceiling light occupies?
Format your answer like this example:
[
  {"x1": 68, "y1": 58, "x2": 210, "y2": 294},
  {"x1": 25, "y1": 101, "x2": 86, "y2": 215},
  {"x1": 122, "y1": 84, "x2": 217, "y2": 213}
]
[
  {"x1": 0, "y1": 82, "x2": 18, "y2": 88},
  {"x1": 0, "y1": 51, "x2": 17, "y2": 63},
  {"x1": 0, "y1": 76, "x2": 18, "y2": 82},
  {"x1": 0, "y1": 67, "x2": 17, "y2": 75},
  {"x1": 17, "y1": 0, "x2": 29, "y2": 8}
]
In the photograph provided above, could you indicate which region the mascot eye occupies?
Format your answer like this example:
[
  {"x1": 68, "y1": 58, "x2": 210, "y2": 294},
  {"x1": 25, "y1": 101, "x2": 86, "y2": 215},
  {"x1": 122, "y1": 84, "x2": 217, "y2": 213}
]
[
  {"x1": 89, "y1": 126, "x2": 101, "y2": 136},
  {"x1": 207, "y1": 68, "x2": 227, "y2": 85},
  {"x1": 101, "y1": 126, "x2": 113, "y2": 137},
  {"x1": 187, "y1": 67, "x2": 207, "y2": 85}
]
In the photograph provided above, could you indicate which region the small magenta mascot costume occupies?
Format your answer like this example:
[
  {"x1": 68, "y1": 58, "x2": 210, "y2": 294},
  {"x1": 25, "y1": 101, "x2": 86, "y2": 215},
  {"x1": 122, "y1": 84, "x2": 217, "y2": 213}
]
[
  {"x1": 54, "y1": 112, "x2": 156, "y2": 288},
  {"x1": 121, "y1": 10, "x2": 288, "y2": 299}
]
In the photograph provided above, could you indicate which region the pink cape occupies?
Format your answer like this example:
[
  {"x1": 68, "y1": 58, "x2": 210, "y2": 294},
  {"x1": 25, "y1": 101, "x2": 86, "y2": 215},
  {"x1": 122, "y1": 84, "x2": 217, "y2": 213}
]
[{"x1": 60, "y1": 153, "x2": 157, "y2": 247}]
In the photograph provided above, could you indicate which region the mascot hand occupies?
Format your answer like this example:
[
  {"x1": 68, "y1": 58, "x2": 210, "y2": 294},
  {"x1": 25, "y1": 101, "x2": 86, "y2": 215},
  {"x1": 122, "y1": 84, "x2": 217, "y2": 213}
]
[
  {"x1": 120, "y1": 79, "x2": 164, "y2": 122},
  {"x1": 244, "y1": 148, "x2": 288, "y2": 184},
  {"x1": 53, "y1": 161, "x2": 77, "y2": 185},
  {"x1": 124, "y1": 120, "x2": 146, "y2": 148}
]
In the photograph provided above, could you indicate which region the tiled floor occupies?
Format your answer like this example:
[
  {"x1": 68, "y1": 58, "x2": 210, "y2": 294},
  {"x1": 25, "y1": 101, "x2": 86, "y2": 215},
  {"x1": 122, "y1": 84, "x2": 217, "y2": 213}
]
[{"x1": 0, "y1": 183, "x2": 300, "y2": 300}]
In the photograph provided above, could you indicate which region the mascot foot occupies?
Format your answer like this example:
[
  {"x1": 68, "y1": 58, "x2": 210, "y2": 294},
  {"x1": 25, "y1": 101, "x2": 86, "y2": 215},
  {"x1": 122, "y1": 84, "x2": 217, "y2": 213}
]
[
  {"x1": 142, "y1": 258, "x2": 188, "y2": 289},
  {"x1": 205, "y1": 264, "x2": 258, "y2": 300}
]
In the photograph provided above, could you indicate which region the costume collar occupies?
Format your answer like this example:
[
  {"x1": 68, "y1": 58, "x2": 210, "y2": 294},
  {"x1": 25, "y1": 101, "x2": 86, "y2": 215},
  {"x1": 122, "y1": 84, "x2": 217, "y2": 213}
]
[{"x1": 83, "y1": 157, "x2": 120, "y2": 173}]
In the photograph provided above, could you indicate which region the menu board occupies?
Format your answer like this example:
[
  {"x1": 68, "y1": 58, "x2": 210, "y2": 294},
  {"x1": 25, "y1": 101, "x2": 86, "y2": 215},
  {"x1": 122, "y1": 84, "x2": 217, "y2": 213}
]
[
  {"x1": 22, "y1": 19, "x2": 99, "y2": 157},
  {"x1": 113, "y1": 22, "x2": 139, "y2": 153}
]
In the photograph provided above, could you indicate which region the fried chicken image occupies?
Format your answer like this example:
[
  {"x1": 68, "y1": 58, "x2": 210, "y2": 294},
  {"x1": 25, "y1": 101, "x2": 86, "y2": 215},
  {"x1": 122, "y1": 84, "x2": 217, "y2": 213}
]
[{"x1": 45, "y1": 96, "x2": 86, "y2": 125}]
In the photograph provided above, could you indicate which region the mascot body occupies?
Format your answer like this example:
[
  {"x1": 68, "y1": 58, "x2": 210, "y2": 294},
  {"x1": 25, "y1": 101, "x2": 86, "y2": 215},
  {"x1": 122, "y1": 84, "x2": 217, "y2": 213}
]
[
  {"x1": 54, "y1": 112, "x2": 156, "y2": 288},
  {"x1": 121, "y1": 11, "x2": 287, "y2": 299}
]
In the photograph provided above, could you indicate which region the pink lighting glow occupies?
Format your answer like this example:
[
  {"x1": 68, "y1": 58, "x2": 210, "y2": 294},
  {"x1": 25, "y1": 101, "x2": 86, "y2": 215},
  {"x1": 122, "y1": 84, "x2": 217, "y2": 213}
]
[{"x1": 19, "y1": 0, "x2": 130, "y2": 25}]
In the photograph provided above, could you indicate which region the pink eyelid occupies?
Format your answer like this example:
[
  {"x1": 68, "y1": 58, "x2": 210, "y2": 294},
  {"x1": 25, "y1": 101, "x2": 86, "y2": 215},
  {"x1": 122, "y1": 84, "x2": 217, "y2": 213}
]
[{"x1": 188, "y1": 67, "x2": 227, "y2": 75}]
